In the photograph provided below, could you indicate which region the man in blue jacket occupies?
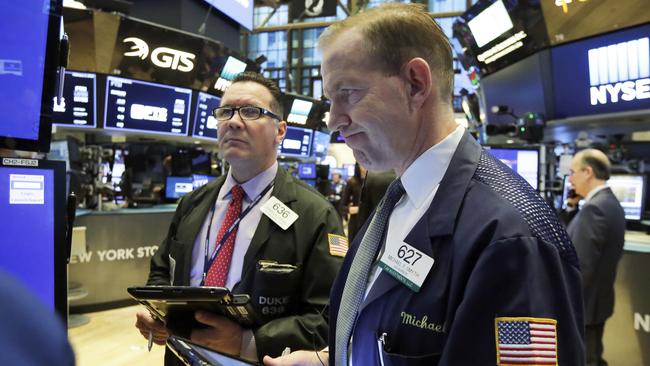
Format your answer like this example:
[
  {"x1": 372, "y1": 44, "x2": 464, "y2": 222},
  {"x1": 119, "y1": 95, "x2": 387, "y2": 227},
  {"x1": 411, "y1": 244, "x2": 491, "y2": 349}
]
[{"x1": 265, "y1": 3, "x2": 584, "y2": 366}]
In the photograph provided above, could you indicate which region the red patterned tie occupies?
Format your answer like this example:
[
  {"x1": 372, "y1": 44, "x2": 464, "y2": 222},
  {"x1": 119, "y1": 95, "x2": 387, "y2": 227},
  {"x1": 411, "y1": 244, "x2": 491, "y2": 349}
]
[{"x1": 204, "y1": 185, "x2": 245, "y2": 287}]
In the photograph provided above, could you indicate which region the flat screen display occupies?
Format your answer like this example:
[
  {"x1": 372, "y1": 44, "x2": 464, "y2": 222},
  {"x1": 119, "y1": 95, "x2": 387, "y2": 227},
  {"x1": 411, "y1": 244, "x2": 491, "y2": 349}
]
[
  {"x1": 287, "y1": 99, "x2": 314, "y2": 125},
  {"x1": 279, "y1": 126, "x2": 313, "y2": 158},
  {"x1": 204, "y1": 0, "x2": 253, "y2": 31},
  {"x1": 192, "y1": 92, "x2": 220, "y2": 140},
  {"x1": 607, "y1": 174, "x2": 646, "y2": 221},
  {"x1": 551, "y1": 23, "x2": 650, "y2": 119},
  {"x1": 0, "y1": 158, "x2": 66, "y2": 318},
  {"x1": 104, "y1": 76, "x2": 191, "y2": 136},
  {"x1": 541, "y1": 0, "x2": 650, "y2": 46},
  {"x1": 52, "y1": 71, "x2": 96, "y2": 128},
  {"x1": 311, "y1": 131, "x2": 330, "y2": 160},
  {"x1": 213, "y1": 56, "x2": 247, "y2": 94},
  {"x1": 298, "y1": 163, "x2": 317, "y2": 180},
  {"x1": 0, "y1": 2, "x2": 61, "y2": 152},
  {"x1": 191, "y1": 174, "x2": 216, "y2": 189},
  {"x1": 165, "y1": 176, "x2": 194, "y2": 199},
  {"x1": 453, "y1": 0, "x2": 549, "y2": 76},
  {"x1": 488, "y1": 147, "x2": 539, "y2": 190}
]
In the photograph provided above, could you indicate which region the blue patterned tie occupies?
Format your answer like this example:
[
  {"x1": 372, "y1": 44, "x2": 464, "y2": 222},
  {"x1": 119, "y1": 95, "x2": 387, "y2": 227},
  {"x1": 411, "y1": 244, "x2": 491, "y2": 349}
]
[{"x1": 335, "y1": 178, "x2": 405, "y2": 365}]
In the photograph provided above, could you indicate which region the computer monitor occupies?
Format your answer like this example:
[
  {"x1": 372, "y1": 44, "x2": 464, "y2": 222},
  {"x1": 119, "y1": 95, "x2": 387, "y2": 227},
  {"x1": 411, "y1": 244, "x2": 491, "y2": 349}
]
[
  {"x1": 311, "y1": 131, "x2": 330, "y2": 160},
  {"x1": 487, "y1": 147, "x2": 540, "y2": 190},
  {"x1": 192, "y1": 92, "x2": 220, "y2": 141},
  {"x1": 52, "y1": 71, "x2": 97, "y2": 128},
  {"x1": 192, "y1": 174, "x2": 216, "y2": 189},
  {"x1": 104, "y1": 76, "x2": 191, "y2": 136},
  {"x1": 165, "y1": 176, "x2": 194, "y2": 200},
  {"x1": 298, "y1": 163, "x2": 317, "y2": 180},
  {"x1": 279, "y1": 126, "x2": 313, "y2": 158},
  {"x1": 213, "y1": 56, "x2": 247, "y2": 94},
  {"x1": 0, "y1": 158, "x2": 67, "y2": 320},
  {"x1": 607, "y1": 174, "x2": 646, "y2": 221},
  {"x1": 0, "y1": 2, "x2": 62, "y2": 152},
  {"x1": 287, "y1": 98, "x2": 314, "y2": 125}
]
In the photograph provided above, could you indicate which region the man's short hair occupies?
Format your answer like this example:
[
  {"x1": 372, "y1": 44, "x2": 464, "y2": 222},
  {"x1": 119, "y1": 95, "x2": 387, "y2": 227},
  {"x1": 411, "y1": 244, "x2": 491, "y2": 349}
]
[
  {"x1": 318, "y1": 3, "x2": 454, "y2": 103},
  {"x1": 578, "y1": 149, "x2": 611, "y2": 180},
  {"x1": 231, "y1": 71, "x2": 284, "y2": 117}
]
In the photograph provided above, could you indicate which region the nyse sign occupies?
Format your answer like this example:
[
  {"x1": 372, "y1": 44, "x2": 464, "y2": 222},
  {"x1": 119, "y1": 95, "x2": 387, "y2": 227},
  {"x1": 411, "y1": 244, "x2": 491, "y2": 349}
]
[
  {"x1": 123, "y1": 37, "x2": 196, "y2": 72},
  {"x1": 636, "y1": 312, "x2": 650, "y2": 333},
  {"x1": 589, "y1": 37, "x2": 650, "y2": 105}
]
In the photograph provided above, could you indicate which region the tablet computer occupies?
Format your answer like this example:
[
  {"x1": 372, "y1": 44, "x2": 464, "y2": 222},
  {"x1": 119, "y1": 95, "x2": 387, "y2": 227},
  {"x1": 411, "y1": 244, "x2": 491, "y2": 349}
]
[
  {"x1": 127, "y1": 286, "x2": 261, "y2": 328},
  {"x1": 167, "y1": 335, "x2": 261, "y2": 366}
]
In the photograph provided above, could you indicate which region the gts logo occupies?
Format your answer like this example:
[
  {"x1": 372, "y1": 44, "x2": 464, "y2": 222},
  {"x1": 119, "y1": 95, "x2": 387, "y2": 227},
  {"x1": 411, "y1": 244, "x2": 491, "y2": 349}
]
[{"x1": 123, "y1": 37, "x2": 195, "y2": 72}]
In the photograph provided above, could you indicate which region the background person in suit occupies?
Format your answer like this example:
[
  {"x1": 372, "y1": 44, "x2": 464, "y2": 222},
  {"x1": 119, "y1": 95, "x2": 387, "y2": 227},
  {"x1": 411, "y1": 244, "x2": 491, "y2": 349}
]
[
  {"x1": 565, "y1": 148, "x2": 626, "y2": 366},
  {"x1": 340, "y1": 163, "x2": 365, "y2": 241},
  {"x1": 135, "y1": 72, "x2": 345, "y2": 364}
]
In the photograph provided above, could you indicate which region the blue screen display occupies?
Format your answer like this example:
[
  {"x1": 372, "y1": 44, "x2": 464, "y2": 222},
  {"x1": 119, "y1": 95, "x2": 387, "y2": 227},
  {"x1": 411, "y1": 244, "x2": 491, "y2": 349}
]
[
  {"x1": 192, "y1": 174, "x2": 216, "y2": 189},
  {"x1": 311, "y1": 131, "x2": 330, "y2": 159},
  {"x1": 204, "y1": 0, "x2": 253, "y2": 31},
  {"x1": 0, "y1": 166, "x2": 55, "y2": 309},
  {"x1": 298, "y1": 163, "x2": 317, "y2": 179},
  {"x1": 104, "y1": 76, "x2": 191, "y2": 136},
  {"x1": 193, "y1": 92, "x2": 221, "y2": 140},
  {"x1": 488, "y1": 148, "x2": 539, "y2": 189},
  {"x1": 279, "y1": 126, "x2": 313, "y2": 158},
  {"x1": 0, "y1": 2, "x2": 51, "y2": 140},
  {"x1": 165, "y1": 176, "x2": 194, "y2": 199},
  {"x1": 53, "y1": 71, "x2": 96, "y2": 128},
  {"x1": 552, "y1": 23, "x2": 650, "y2": 119}
]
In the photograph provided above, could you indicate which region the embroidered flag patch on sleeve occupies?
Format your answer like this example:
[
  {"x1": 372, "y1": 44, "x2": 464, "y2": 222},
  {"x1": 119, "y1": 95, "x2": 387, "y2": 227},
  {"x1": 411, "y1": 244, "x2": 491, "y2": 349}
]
[
  {"x1": 327, "y1": 233, "x2": 348, "y2": 257},
  {"x1": 495, "y1": 317, "x2": 558, "y2": 366}
]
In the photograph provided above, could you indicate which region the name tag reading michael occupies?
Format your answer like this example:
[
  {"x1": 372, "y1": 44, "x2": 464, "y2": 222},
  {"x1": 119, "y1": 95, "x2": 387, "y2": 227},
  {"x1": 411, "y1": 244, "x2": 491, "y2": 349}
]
[
  {"x1": 378, "y1": 241, "x2": 434, "y2": 292},
  {"x1": 261, "y1": 196, "x2": 299, "y2": 230}
]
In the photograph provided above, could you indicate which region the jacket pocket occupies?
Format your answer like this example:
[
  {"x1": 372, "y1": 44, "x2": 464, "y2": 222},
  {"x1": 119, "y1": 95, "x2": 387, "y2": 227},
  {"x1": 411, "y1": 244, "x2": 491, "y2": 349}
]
[{"x1": 250, "y1": 260, "x2": 301, "y2": 322}]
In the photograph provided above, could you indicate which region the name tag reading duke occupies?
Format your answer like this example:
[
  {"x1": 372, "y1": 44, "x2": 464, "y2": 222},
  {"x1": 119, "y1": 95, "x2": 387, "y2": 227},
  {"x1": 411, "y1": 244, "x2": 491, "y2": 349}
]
[
  {"x1": 378, "y1": 241, "x2": 434, "y2": 292},
  {"x1": 261, "y1": 196, "x2": 299, "y2": 230}
]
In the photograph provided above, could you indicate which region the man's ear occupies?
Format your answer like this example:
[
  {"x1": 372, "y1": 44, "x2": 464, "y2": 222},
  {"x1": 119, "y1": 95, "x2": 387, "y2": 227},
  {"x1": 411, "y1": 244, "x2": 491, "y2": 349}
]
[
  {"x1": 402, "y1": 58, "x2": 432, "y2": 107},
  {"x1": 275, "y1": 121, "x2": 287, "y2": 145}
]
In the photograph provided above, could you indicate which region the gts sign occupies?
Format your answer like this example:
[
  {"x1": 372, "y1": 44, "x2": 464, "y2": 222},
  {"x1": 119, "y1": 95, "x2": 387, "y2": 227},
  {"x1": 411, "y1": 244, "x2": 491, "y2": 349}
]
[{"x1": 123, "y1": 37, "x2": 195, "y2": 72}]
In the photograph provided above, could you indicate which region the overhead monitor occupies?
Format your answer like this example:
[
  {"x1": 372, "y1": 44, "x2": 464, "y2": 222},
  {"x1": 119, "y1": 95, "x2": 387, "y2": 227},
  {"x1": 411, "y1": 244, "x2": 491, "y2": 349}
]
[
  {"x1": 453, "y1": 0, "x2": 550, "y2": 76},
  {"x1": 0, "y1": 2, "x2": 62, "y2": 152},
  {"x1": 213, "y1": 56, "x2": 247, "y2": 93},
  {"x1": 487, "y1": 147, "x2": 540, "y2": 190},
  {"x1": 52, "y1": 71, "x2": 97, "y2": 128},
  {"x1": 287, "y1": 99, "x2": 314, "y2": 125},
  {"x1": 607, "y1": 174, "x2": 646, "y2": 221},
  {"x1": 191, "y1": 174, "x2": 216, "y2": 189},
  {"x1": 551, "y1": 23, "x2": 650, "y2": 119},
  {"x1": 298, "y1": 163, "x2": 317, "y2": 180},
  {"x1": 203, "y1": 0, "x2": 253, "y2": 31},
  {"x1": 104, "y1": 76, "x2": 191, "y2": 136},
  {"x1": 192, "y1": 92, "x2": 221, "y2": 141},
  {"x1": 165, "y1": 176, "x2": 194, "y2": 200},
  {"x1": 279, "y1": 126, "x2": 313, "y2": 158},
  {"x1": 311, "y1": 131, "x2": 330, "y2": 160},
  {"x1": 0, "y1": 158, "x2": 67, "y2": 319}
]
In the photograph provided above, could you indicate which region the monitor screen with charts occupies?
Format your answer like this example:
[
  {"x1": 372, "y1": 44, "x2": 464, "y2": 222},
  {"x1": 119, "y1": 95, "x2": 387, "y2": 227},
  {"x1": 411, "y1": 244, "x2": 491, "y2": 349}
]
[
  {"x1": 279, "y1": 126, "x2": 313, "y2": 158},
  {"x1": 165, "y1": 176, "x2": 194, "y2": 200},
  {"x1": 104, "y1": 76, "x2": 191, "y2": 136},
  {"x1": 0, "y1": 158, "x2": 67, "y2": 320},
  {"x1": 192, "y1": 92, "x2": 220, "y2": 140},
  {"x1": 487, "y1": 147, "x2": 539, "y2": 190},
  {"x1": 607, "y1": 174, "x2": 646, "y2": 221},
  {"x1": 52, "y1": 71, "x2": 97, "y2": 128}
]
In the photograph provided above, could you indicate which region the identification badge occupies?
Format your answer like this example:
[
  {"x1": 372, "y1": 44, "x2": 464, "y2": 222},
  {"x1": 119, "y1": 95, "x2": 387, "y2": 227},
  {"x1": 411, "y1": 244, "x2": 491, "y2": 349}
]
[
  {"x1": 260, "y1": 196, "x2": 299, "y2": 230},
  {"x1": 378, "y1": 241, "x2": 434, "y2": 292}
]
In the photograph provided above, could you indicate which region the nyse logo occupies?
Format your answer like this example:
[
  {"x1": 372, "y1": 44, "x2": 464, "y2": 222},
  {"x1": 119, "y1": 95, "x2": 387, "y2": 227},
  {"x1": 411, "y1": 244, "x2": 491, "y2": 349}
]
[
  {"x1": 588, "y1": 37, "x2": 650, "y2": 105},
  {"x1": 123, "y1": 37, "x2": 196, "y2": 72},
  {"x1": 635, "y1": 312, "x2": 649, "y2": 333}
]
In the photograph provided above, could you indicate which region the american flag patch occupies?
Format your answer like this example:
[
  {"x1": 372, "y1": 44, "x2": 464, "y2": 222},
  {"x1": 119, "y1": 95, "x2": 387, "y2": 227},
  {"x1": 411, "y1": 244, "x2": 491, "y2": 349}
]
[
  {"x1": 327, "y1": 234, "x2": 348, "y2": 257},
  {"x1": 495, "y1": 317, "x2": 558, "y2": 366}
]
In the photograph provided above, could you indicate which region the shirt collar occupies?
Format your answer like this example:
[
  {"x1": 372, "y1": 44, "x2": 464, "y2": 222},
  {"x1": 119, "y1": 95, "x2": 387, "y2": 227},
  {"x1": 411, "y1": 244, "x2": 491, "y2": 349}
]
[
  {"x1": 220, "y1": 161, "x2": 278, "y2": 202},
  {"x1": 400, "y1": 125, "x2": 465, "y2": 209},
  {"x1": 585, "y1": 184, "x2": 608, "y2": 202}
]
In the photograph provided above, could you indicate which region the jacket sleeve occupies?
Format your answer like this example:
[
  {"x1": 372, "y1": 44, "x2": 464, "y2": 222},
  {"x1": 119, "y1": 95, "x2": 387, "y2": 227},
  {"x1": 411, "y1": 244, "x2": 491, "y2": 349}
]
[
  {"x1": 439, "y1": 236, "x2": 585, "y2": 366},
  {"x1": 147, "y1": 195, "x2": 189, "y2": 286},
  {"x1": 252, "y1": 201, "x2": 345, "y2": 359}
]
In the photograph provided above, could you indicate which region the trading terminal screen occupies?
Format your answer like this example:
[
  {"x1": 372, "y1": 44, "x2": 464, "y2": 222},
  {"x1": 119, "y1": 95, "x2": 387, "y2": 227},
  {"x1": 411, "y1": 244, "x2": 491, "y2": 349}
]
[
  {"x1": 104, "y1": 76, "x2": 191, "y2": 136},
  {"x1": 192, "y1": 92, "x2": 220, "y2": 140},
  {"x1": 488, "y1": 147, "x2": 539, "y2": 190},
  {"x1": 279, "y1": 126, "x2": 313, "y2": 158},
  {"x1": 52, "y1": 71, "x2": 97, "y2": 128}
]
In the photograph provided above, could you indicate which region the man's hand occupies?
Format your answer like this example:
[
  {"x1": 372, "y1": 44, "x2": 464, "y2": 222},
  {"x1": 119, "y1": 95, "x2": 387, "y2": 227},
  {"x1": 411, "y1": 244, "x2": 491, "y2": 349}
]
[
  {"x1": 191, "y1": 310, "x2": 243, "y2": 356},
  {"x1": 263, "y1": 350, "x2": 329, "y2": 366},
  {"x1": 134, "y1": 309, "x2": 169, "y2": 345}
]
